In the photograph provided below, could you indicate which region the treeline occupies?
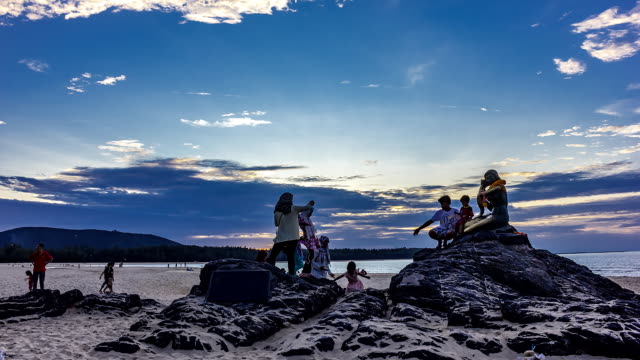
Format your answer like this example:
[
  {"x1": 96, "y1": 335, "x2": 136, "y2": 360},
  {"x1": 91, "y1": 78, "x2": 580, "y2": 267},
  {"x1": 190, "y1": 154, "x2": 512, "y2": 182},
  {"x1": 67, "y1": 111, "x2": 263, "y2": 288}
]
[{"x1": 0, "y1": 244, "x2": 419, "y2": 263}]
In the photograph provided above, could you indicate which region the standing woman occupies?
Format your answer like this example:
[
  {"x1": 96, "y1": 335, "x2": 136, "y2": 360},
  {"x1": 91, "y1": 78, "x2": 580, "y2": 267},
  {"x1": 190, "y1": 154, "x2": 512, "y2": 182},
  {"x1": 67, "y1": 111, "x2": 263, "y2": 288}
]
[{"x1": 267, "y1": 192, "x2": 313, "y2": 275}]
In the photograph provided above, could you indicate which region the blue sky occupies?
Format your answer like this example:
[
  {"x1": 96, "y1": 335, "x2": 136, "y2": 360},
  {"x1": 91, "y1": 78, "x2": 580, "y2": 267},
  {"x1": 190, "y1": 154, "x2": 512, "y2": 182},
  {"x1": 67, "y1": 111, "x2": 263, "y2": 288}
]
[{"x1": 1, "y1": 0, "x2": 639, "y2": 253}]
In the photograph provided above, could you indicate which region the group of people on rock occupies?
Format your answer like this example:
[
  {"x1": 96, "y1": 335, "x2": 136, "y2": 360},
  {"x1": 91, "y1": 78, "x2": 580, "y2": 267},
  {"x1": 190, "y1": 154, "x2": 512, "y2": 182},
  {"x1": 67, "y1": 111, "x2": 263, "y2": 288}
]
[
  {"x1": 414, "y1": 169, "x2": 510, "y2": 249},
  {"x1": 267, "y1": 170, "x2": 510, "y2": 286},
  {"x1": 265, "y1": 192, "x2": 370, "y2": 292}
]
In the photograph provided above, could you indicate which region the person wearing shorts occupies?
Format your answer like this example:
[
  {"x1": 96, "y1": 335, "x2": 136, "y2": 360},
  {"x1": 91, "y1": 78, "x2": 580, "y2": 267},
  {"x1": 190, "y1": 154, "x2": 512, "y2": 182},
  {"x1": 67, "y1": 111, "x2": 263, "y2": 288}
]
[{"x1": 413, "y1": 195, "x2": 460, "y2": 249}]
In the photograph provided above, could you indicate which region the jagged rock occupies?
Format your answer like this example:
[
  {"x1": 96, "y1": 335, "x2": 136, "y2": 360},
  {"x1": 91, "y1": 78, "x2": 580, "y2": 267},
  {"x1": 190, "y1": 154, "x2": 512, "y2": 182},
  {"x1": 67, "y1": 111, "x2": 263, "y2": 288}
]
[
  {"x1": 390, "y1": 235, "x2": 640, "y2": 359},
  {"x1": 277, "y1": 289, "x2": 387, "y2": 357},
  {"x1": 95, "y1": 336, "x2": 140, "y2": 354},
  {"x1": 123, "y1": 259, "x2": 343, "y2": 353},
  {"x1": 0, "y1": 289, "x2": 84, "y2": 320},
  {"x1": 78, "y1": 293, "x2": 145, "y2": 315}
]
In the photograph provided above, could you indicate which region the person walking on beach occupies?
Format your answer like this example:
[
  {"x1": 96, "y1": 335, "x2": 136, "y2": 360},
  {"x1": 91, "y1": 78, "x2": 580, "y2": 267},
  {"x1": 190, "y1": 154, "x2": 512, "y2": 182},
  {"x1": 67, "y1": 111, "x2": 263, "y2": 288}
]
[
  {"x1": 99, "y1": 261, "x2": 115, "y2": 293},
  {"x1": 267, "y1": 192, "x2": 314, "y2": 275},
  {"x1": 413, "y1": 195, "x2": 459, "y2": 249},
  {"x1": 29, "y1": 243, "x2": 53, "y2": 290}
]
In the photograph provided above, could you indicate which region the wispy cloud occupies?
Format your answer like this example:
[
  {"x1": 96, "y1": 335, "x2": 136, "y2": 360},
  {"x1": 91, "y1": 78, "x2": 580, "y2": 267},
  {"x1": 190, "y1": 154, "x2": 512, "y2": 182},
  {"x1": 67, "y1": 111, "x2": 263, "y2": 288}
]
[
  {"x1": 406, "y1": 62, "x2": 432, "y2": 86},
  {"x1": 96, "y1": 75, "x2": 126, "y2": 85},
  {"x1": 553, "y1": 58, "x2": 586, "y2": 75},
  {"x1": 530, "y1": 23, "x2": 540, "y2": 28},
  {"x1": 571, "y1": 2, "x2": 640, "y2": 62},
  {"x1": 18, "y1": 59, "x2": 48, "y2": 72},
  {"x1": 537, "y1": 130, "x2": 556, "y2": 137},
  {"x1": 183, "y1": 142, "x2": 200, "y2": 149},
  {"x1": 340, "y1": 80, "x2": 351, "y2": 85},
  {"x1": 0, "y1": 121, "x2": 6, "y2": 125},
  {"x1": 0, "y1": 0, "x2": 295, "y2": 25},
  {"x1": 595, "y1": 99, "x2": 640, "y2": 116},
  {"x1": 363, "y1": 84, "x2": 380, "y2": 88},
  {"x1": 561, "y1": 126, "x2": 584, "y2": 136},
  {"x1": 181, "y1": 117, "x2": 271, "y2": 128},
  {"x1": 628, "y1": 83, "x2": 640, "y2": 90},
  {"x1": 98, "y1": 139, "x2": 154, "y2": 163},
  {"x1": 531, "y1": 142, "x2": 544, "y2": 146},
  {"x1": 589, "y1": 123, "x2": 640, "y2": 137},
  {"x1": 565, "y1": 143, "x2": 587, "y2": 148},
  {"x1": 480, "y1": 107, "x2": 488, "y2": 112},
  {"x1": 513, "y1": 191, "x2": 640, "y2": 209},
  {"x1": 186, "y1": 92, "x2": 211, "y2": 96},
  {"x1": 364, "y1": 160, "x2": 378, "y2": 166}
]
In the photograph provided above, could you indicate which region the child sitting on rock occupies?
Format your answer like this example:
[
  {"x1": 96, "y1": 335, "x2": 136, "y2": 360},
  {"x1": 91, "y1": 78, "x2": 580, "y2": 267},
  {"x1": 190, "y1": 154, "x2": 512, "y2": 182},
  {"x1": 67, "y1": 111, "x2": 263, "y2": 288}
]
[
  {"x1": 456, "y1": 195, "x2": 474, "y2": 234},
  {"x1": 334, "y1": 261, "x2": 370, "y2": 292}
]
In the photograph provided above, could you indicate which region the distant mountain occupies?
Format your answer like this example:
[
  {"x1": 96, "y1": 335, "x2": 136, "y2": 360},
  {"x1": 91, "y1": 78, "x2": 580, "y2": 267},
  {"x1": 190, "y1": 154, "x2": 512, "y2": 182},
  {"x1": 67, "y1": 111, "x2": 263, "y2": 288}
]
[{"x1": 0, "y1": 227, "x2": 181, "y2": 249}]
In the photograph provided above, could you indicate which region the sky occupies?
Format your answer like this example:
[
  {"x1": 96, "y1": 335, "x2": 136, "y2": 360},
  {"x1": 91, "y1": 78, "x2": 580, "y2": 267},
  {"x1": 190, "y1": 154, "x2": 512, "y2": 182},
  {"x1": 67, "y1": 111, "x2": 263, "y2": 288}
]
[{"x1": 1, "y1": 0, "x2": 639, "y2": 253}]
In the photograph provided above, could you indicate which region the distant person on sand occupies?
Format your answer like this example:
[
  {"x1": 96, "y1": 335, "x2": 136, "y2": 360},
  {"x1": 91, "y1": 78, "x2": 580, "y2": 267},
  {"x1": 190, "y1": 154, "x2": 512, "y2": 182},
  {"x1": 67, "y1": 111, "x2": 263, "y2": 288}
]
[
  {"x1": 26, "y1": 270, "x2": 34, "y2": 291},
  {"x1": 456, "y1": 195, "x2": 475, "y2": 234},
  {"x1": 255, "y1": 250, "x2": 268, "y2": 263},
  {"x1": 99, "y1": 262, "x2": 115, "y2": 293},
  {"x1": 29, "y1": 243, "x2": 53, "y2": 290},
  {"x1": 311, "y1": 236, "x2": 334, "y2": 279},
  {"x1": 413, "y1": 195, "x2": 460, "y2": 249},
  {"x1": 298, "y1": 200, "x2": 318, "y2": 262},
  {"x1": 334, "y1": 261, "x2": 370, "y2": 292},
  {"x1": 267, "y1": 192, "x2": 314, "y2": 275}
]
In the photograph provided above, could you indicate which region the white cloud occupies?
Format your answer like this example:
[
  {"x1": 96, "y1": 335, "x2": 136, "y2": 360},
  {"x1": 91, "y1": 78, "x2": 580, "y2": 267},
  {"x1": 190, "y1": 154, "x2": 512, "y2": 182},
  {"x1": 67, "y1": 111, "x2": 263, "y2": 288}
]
[
  {"x1": 0, "y1": 0, "x2": 293, "y2": 24},
  {"x1": 96, "y1": 75, "x2": 126, "y2": 85},
  {"x1": 561, "y1": 126, "x2": 584, "y2": 136},
  {"x1": 82, "y1": 72, "x2": 92, "y2": 78},
  {"x1": 240, "y1": 110, "x2": 266, "y2": 116},
  {"x1": 536, "y1": 70, "x2": 542, "y2": 75},
  {"x1": 222, "y1": 113, "x2": 235, "y2": 117},
  {"x1": 180, "y1": 117, "x2": 271, "y2": 128},
  {"x1": 340, "y1": 80, "x2": 351, "y2": 85},
  {"x1": 571, "y1": 3, "x2": 640, "y2": 62},
  {"x1": 553, "y1": 58, "x2": 586, "y2": 75},
  {"x1": 530, "y1": 23, "x2": 540, "y2": 28},
  {"x1": 537, "y1": 130, "x2": 556, "y2": 137},
  {"x1": 0, "y1": 121, "x2": 6, "y2": 125},
  {"x1": 627, "y1": 83, "x2": 640, "y2": 90},
  {"x1": 363, "y1": 84, "x2": 380, "y2": 88},
  {"x1": 589, "y1": 123, "x2": 640, "y2": 137},
  {"x1": 184, "y1": 142, "x2": 200, "y2": 149},
  {"x1": 406, "y1": 63, "x2": 432, "y2": 86},
  {"x1": 480, "y1": 107, "x2": 488, "y2": 112},
  {"x1": 531, "y1": 142, "x2": 544, "y2": 146},
  {"x1": 565, "y1": 144, "x2": 587, "y2": 148},
  {"x1": 98, "y1": 139, "x2": 154, "y2": 163},
  {"x1": 364, "y1": 160, "x2": 378, "y2": 166},
  {"x1": 187, "y1": 92, "x2": 211, "y2": 95},
  {"x1": 18, "y1": 59, "x2": 48, "y2": 72},
  {"x1": 66, "y1": 86, "x2": 84, "y2": 93}
]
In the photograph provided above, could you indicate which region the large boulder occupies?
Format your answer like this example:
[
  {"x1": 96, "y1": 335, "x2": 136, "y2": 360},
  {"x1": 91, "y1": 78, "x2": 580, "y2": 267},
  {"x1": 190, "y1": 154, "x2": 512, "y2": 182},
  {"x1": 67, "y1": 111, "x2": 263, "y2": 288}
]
[
  {"x1": 123, "y1": 259, "x2": 344, "y2": 353},
  {"x1": 390, "y1": 235, "x2": 640, "y2": 359}
]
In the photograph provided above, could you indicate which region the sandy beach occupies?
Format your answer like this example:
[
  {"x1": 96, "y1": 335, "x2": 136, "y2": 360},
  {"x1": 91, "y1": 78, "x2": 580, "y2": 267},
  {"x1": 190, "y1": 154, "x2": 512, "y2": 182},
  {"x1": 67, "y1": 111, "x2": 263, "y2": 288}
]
[{"x1": 1, "y1": 264, "x2": 638, "y2": 359}]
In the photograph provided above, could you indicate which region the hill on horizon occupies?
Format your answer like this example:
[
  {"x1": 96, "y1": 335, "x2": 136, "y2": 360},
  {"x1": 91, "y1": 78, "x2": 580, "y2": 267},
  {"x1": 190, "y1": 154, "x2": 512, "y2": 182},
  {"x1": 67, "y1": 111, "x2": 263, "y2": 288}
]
[{"x1": 0, "y1": 227, "x2": 181, "y2": 250}]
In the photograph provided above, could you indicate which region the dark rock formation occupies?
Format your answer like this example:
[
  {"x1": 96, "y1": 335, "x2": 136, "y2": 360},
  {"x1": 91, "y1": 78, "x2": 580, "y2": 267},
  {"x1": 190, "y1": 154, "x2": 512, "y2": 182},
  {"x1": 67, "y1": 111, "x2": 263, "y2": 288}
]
[
  {"x1": 125, "y1": 259, "x2": 344, "y2": 353},
  {"x1": 0, "y1": 289, "x2": 84, "y2": 322},
  {"x1": 95, "y1": 336, "x2": 140, "y2": 354},
  {"x1": 391, "y1": 235, "x2": 640, "y2": 359},
  {"x1": 78, "y1": 293, "x2": 161, "y2": 315}
]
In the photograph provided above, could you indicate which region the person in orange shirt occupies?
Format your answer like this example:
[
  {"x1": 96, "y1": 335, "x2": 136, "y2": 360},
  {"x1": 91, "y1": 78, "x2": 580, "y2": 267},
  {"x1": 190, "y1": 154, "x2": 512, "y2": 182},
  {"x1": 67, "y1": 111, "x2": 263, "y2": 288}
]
[{"x1": 29, "y1": 243, "x2": 53, "y2": 290}]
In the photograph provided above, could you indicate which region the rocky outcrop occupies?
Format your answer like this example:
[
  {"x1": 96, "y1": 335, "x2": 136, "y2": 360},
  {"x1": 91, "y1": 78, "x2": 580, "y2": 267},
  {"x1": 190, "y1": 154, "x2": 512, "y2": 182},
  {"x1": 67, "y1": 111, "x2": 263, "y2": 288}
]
[
  {"x1": 126, "y1": 259, "x2": 344, "y2": 353},
  {"x1": 79, "y1": 293, "x2": 161, "y2": 315},
  {"x1": 0, "y1": 289, "x2": 83, "y2": 322},
  {"x1": 390, "y1": 235, "x2": 640, "y2": 359}
]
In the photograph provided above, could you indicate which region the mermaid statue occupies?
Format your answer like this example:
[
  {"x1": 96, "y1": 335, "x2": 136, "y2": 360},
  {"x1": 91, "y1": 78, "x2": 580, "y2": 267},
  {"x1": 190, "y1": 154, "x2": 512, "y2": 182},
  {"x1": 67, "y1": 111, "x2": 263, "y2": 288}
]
[{"x1": 463, "y1": 169, "x2": 510, "y2": 234}]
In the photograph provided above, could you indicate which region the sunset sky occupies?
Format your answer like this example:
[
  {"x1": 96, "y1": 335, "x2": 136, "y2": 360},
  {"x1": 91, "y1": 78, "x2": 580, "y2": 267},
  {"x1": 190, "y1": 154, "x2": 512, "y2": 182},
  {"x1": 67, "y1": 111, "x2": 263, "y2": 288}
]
[{"x1": 1, "y1": 0, "x2": 639, "y2": 253}]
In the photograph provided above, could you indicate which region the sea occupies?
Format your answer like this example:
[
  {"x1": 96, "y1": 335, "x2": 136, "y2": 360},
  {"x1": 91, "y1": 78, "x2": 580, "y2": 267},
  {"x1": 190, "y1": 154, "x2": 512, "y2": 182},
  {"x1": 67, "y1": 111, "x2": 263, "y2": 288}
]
[{"x1": 82, "y1": 250, "x2": 640, "y2": 277}]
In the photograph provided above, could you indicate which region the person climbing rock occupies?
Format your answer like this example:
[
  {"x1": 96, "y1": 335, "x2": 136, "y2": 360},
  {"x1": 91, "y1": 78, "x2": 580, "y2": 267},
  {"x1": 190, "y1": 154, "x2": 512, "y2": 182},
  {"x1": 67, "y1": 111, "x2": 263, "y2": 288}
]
[{"x1": 413, "y1": 195, "x2": 459, "y2": 249}]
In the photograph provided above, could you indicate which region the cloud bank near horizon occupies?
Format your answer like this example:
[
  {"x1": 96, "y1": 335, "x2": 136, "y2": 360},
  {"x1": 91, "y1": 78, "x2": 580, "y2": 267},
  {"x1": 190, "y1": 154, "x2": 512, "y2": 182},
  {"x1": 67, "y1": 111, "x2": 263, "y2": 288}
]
[{"x1": 0, "y1": 158, "x2": 638, "y2": 253}]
